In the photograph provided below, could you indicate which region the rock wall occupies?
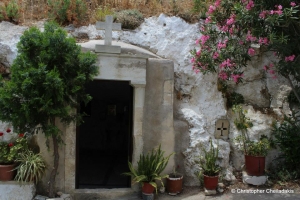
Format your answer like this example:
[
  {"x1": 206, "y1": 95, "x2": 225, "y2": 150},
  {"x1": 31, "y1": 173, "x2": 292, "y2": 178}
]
[{"x1": 0, "y1": 14, "x2": 292, "y2": 187}]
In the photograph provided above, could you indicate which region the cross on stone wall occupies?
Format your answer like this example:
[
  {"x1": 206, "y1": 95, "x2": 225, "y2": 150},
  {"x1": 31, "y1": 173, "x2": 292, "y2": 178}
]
[
  {"x1": 95, "y1": 15, "x2": 122, "y2": 53},
  {"x1": 215, "y1": 119, "x2": 229, "y2": 139}
]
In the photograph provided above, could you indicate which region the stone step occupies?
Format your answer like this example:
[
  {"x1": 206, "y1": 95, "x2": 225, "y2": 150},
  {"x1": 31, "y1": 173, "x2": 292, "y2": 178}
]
[
  {"x1": 242, "y1": 171, "x2": 268, "y2": 185},
  {"x1": 0, "y1": 181, "x2": 36, "y2": 200}
]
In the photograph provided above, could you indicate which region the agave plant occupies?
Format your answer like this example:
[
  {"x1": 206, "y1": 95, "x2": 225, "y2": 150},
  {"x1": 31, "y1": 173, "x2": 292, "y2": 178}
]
[
  {"x1": 123, "y1": 145, "x2": 174, "y2": 193},
  {"x1": 14, "y1": 150, "x2": 47, "y2": 184},
  {"x1": 196, "y1": 139, "x2": 221, "y2": 177}
]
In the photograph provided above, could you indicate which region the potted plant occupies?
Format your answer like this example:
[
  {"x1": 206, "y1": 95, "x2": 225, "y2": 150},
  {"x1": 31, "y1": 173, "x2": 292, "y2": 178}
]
[
  {"x1": 195, "y1": 139, "x2": 221, "y2": 190},
  {"x1": 0, "y1": 130, "x2": 29, "y2": 181},
  {"x1": 14, "y1": 150, "x2": 47, "y2": 183},
  {"x1": 233, "y1": 105, "x2": 271, "y2": 176},
  {"x1": 123, "y1": 145, "x2": 174, "y2": 199},
  {"x1": 166, "y1": 165, "x2": 183, "y2": 195}
]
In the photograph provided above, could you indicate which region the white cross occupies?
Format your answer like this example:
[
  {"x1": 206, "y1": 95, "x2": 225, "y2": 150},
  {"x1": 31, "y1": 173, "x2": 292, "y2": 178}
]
[{"x1": 96, "y1": 15, "x2": 121, "y2": 46}]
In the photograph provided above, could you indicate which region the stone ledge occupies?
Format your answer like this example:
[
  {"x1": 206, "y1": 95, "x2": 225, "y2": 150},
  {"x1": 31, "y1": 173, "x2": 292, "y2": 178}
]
[
  {"x1": 242, "y1": 171, "x2": 268, "y2": 185},
  {"x1": 0, "y1": 181, "x2": 35, "y2": 200},
  {"x1": 73, "y1": 188, "x2": 137, "y2": 200}
]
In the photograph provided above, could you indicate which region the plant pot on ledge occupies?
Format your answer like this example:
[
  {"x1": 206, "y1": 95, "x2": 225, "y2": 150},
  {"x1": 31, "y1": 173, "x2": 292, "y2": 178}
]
[
  {"x1": 203, "y1": 174, "x2": 218, "y2": 190},
  {"x1": 0, "y1": 163, "x2": 15, "y2": 181},
  {"x1": 245, "y1": 155, "x2": 265, "y2": 176},
  {"x1": 142, "y1": 182, "x2": 155, "y2": 200},
  {"x1": 166, "y1": 173, "x2": 183, "y2": 195}
]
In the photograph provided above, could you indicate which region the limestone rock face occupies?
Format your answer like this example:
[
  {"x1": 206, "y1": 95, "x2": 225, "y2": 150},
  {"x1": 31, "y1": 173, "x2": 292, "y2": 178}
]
[
  {"x1": 0, "y1": 14, "x2": 293, "y2": 188},
  {"x1": 0, "y1": 22, "x2": 27, "y2": 67}
]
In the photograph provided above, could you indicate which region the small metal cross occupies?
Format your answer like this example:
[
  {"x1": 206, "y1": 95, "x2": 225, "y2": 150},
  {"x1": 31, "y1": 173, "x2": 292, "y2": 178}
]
[{"x1": 217, "y1": 122, "x2": 227, "y2": 136}]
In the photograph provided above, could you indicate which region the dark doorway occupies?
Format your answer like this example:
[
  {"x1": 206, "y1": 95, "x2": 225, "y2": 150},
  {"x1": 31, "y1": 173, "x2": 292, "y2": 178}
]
[{"x1": 76, "y1": 80, "x2": 133, "y2": 189}]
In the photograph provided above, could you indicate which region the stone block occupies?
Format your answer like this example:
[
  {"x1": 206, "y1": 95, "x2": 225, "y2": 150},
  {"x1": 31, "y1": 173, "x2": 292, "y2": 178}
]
[
  {"x1": 34, "y1": 195, "x2": 48, "y2": 200},
  {"x1": 242, "y1": 171, "x2": 268, "y2": 185},
  {"x1": 95, "y1": 44, "x2": 121, "y2": 53},
  {"x1": 0, "y1": 181, "x2": 36, "y2": 200},
  {"x1": 204, "y1": 188, "x2": 216, "y2": 196}
]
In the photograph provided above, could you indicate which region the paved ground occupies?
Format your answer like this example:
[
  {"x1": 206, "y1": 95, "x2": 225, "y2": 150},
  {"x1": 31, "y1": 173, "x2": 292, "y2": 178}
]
[{"x1": 115, "y1": 187, "x2": 300, "y2": 200}]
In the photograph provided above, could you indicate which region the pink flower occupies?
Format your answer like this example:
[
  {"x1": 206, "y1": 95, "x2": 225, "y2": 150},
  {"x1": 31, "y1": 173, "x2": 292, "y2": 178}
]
[
  {"x1": 200, "y1": 35, "x2": 210, "y2": 45},
  {"x1": 194, "y1": 69, "x2": 200, "y2": 74},
  {"x1": 0, "y1": 132, "x2": 3, "y2": 136},
  {"x1": 207, "y1": 5, "x2": 216, "y2": 14},
  {"x1": 263, "y1": 65, "x2": 268, "y2": 71},
  {"x1": 220, "y1": 58, "x2": 234, "y2": 68},
  {"x1": 226, "y1": 14, "x2": 236, "y2": 25},
  {"x1": 285, "y1": 55, "x2": 295, "y2": 62},
  {"x1": 269, "y1": 63, "x2": 274, "y2": 68},
  {"x1": 195, "y1": 39, "x2": 200, "y2": 45},
  {"x1": 196, "y1": 50, "x2": 201, "y2": 56},
  {"x1": 278, "y1": 5, "x2": 282, "y2": 10},
  {"x1": 291, "y1": 2, "x2": 296, "y2": 7},
  {"x1": 231, "y1": 73, "x2": 243, "y2": 83},
  {"x1": 258, "y1": 37, "x2": 269, "y2": 45},
  {"x1": 205, "y1": 16, "x2": 212, "y2": 24},
  {"x1": 219, "y1": 71, "x2": 228, "y2": 80},
  {"x1": 217, "y1": 42, "x2": 226, "y2": 49},
  {"x1": 246, "y1": 31, "x2": 257, "y2": 42},
  {"x1": 248, "y1": 48, "x2": 255, "y2": 56},
  {"x1": 8, "y1": 143, "x2": 13, "y2": 147},
  {"x1": 246, "y1": 0, "x2": 254, "y2": 10},
  {"x1": 213, "y1": 52, "x2": 219, "y2": 59},
  {"x1": 259, "y1": 10, "x2": 269, "y2": 19},
  {"x1": 214, "y1": 0, "x2": 221, "y2": 7},
  {"x1": 190, "y1": 57, "x2": 195, "y2": 63},
  {"x1": 239, "y1": 40, "x2": 244, "y2": 45}
]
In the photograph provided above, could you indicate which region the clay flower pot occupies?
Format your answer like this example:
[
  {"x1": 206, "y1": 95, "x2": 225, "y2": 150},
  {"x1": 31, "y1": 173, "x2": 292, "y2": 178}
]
[
  {"x1": 166, "y1": 173, "x2": 183, "y2": 195},
  {"x1": 142, "y1": 182, "x2": 155, "y2": 194},
  {"x1": 0, "y1": 163, "x2": 15, "y2": 181},
  {"x1": 245, "y1": 155, "x2": 265, "y2": 176},
  {"x1": 203, "y1": 174, "x2": 218, "y2": 190}
]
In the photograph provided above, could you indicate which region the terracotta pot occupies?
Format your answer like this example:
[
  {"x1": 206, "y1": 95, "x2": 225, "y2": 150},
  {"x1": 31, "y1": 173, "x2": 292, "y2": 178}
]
[
  {"x1": 142, "y1": 182, "x2": 155, "y2": 194},
  {"x1": 166, "y1": 174, "x2": 183, "y2": 195},
  {"x1": 0, "y1": 163, "x2": 15, "y2": 181},
  {"x1": 203, "y1": 174, "x2": 218, "y2": 190},
  {"x1": 245, "y1": 155, "x2": 265, "y2": 176}
]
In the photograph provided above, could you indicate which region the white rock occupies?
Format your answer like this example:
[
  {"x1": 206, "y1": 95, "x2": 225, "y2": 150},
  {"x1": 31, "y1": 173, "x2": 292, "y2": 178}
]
[
  {"x1": 204, "y1": 188, "x2": 217, "y2": 195},
  {"x1": 0, "y1": 182, "x2": 36, "y2": 200},
  {"x1": 242, "y1": 171, "x2": 268, "y2": 185}
]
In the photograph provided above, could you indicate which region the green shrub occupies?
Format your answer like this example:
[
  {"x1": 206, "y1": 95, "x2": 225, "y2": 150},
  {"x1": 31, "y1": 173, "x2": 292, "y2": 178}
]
[
  {"x1": 95, "y1": 5, "x2": 114, "y2": 21},
  {"x1": 272, "y1": 112, "x2": 300, "y2": 175},
  {"x1": 4, "y1": 0, "x2": 19, "y2": 21},
  {"x1": 47, "y1": 0, "x2": 87, "y2": 25},
  {"x1": 114, "y1": 9, "x2": 144, "y2": 30},
  {"x1": 226, "y1": 92, "x2": 244, "y2": 108}
]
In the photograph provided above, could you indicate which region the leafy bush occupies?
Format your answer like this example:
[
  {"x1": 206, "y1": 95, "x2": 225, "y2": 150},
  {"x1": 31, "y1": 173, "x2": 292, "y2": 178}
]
[
  {"x1": 226, "y1": 92, "x2": 244, "y2": 108},
  {"x1": 5, "y1": 0, "x2": 19, "y2": 21},
  {"x1": 272, "y1": 112, "x2": 300, "y2": 174},
  {"x1": 47, "y1": 0, "x2": 87, "y2": 25},
  {"x1": 114, "y1": 9, "x2": 144, "y2": 30},
  {"x1": 94, "y1": 5, "x2": 114, "y2": 21}
]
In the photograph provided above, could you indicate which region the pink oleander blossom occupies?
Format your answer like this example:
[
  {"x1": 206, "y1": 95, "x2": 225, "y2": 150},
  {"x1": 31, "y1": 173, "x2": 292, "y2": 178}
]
[
  {"x1": 246, "y1": 31, "x2": 257, "y2": 42},
  {"x1": 220, "y1": 58, "x2": 234, "y2": 68},
  {"x1": 196, "y1": 50, "x2": 201, "y2": 56},
  {"x1": 217, "y1": 41, "x2": 227, "y2": 49},
  {"x1": 200, "y1": 35, "x2": 210, "y2": 45},
  {"x1": 231, "y1": 73, "x2": 244, "y2": 83},
  {"x1": 213, "y1": 52, "x2": 219, "y2": 59},
  {"x1": 226, "y1": 14, "x2": 236, "y2": 25},
  {"x1": 291, "y1": 2, "x2": 296, "y2": 7},
  {"x1": 219, "y1": 71, "x2": 228, "y2": 80},
  {"x1": 205, "y1": 16, "x2": 212, "y2": 24},
  {"x1": 285, "y1": 55, "x2": 295, "y2": 62},
  {"x1": 248, "y1": 48, "x2": 255, "y2": 56},
  {"x1": 214, "y1": 0, "x2": 221, "y2": 7},
  {"x1": 208, "y1": 5, "x2": 216, "y2": 14},
  {"x1": 258, "y1": 37, "x2": 269, "y2": 45},
  {"x1": 246, "y1": 0, "x2": 254, "y2": 10},
  {"x1": 190, "y1": 57, "x2": 195, "y2": 63},
  {"x1": 259, "y1": 10, "x2": 269, "y2": 19}
]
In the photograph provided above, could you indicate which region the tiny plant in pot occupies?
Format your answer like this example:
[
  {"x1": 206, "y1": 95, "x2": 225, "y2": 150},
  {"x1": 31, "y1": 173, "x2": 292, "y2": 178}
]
[
  {"x1": 233, "y1": 105, "x2": 271, "y2": 176},
  {"x1": 195, "y1": 139, "x2": 221, "y2": 190},
  {"x1": 123, "y1": 145, "x2": 174, "y2": 197},
  {"x1": 166, "y1": 165, "x2": 183, "y2": 195}
]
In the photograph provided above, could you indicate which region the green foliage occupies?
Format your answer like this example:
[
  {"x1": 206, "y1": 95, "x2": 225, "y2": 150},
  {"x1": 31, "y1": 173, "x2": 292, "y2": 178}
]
[
  {"x1": 192, "y1": 0, "x2": 209, "y2": 18},
  {"x1": 232, "y1": 105, "x2": 253, "y2": 132},
  {"x1": 195, "y1": 139, "x2": 221, "y2": 177},
  {"x1": 6, "y1": 0, "x2": 19, "y2": 20},
  {"x1": 226, "y1": 92, "x2": 244, "y2": 108},
  {"x1": 115, "y1": 9, "x2": 144, "y2": 30},
  {"x1": 272, "y1": 112, "x2": 300, "y2": 174},
  {"x1": 47, "y1": 0, "x2": 87, "y2": 25},
  {"x1": 123, "y1": 145, "x2": 174, "y2": 193},
  {"x1": 14, "y1": 150, "x2": 47, "y2": 184},
  {"x1": 0, "y1": 134, "x2": 29, "y2": 164},
  {"x1": 0, "y1": 21, "x2": 98, "y2": 136},
  {"x1": 95, "y1": 5, "x2": 114, "y2": 21}
]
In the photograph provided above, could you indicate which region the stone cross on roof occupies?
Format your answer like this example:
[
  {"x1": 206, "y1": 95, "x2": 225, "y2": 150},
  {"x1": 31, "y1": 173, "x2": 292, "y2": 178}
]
[{"x1": 95, "y1": 15, "x2": 122, "y2": 53}]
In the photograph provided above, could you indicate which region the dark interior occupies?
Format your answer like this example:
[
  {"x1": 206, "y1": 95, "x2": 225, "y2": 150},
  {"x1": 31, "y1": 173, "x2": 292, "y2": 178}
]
[{"x1": 76, "y1": 80, "x2": 133, "y2": 189}]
